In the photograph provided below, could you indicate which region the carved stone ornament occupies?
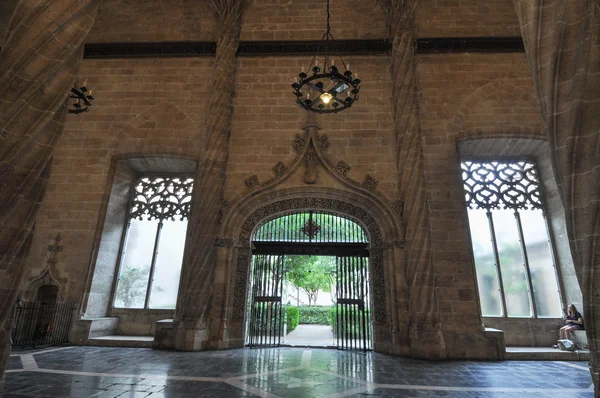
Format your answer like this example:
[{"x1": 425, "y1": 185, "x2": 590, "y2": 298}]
[
  {"x1": 272, "y1": 161, "x2": 288, "y2": 177},
  {"x1": 231, "y1": 197, "x2": 386, "y2": 325},
  {"x1": 391, "y1": 200, "x2": 404, "y2": 218},
  {"x1": 304, "y1": 148, "x2": 319, "y2": 184},
  {"x1": 214, "y1": 238, "x2": 236, "y2": 248},
  {"x1": 293, "y1": 134, "x2": 307, "y2": 153},
  {"x1": 46, "y1": 233, "x2": 63, "y2": 265},
  {"x1": 362, "y1": 175, "x2": 379, "y2": 191},
  {"x1": 244, "y1": 175, "x2": 259, "y2": 189},
  {"x1": 335, "y1": 160, "x2": 351, "y2": 176},
  {"x1": 23, "y1": 268, "x2": 64, "y2": 301},
  {"x1": 319, "y1": 134, "x2": 330, "y2": 151},
  {"x1": 461, "y1": 160, "x2": 543, "y2": 210},
  {"x1": 130, "y1": 176, "x2": 194, "y2": 221}
]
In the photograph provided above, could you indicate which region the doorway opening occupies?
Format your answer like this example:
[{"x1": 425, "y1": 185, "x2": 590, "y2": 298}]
[{"x1": 245, "y1": 211, "x2": 373, "y2": 351}]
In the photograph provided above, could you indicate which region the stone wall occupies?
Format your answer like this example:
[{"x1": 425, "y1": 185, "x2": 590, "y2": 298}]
[
  {"x1": 21, "y1": 57, "x2": 212, "y2": 310},
  {"x1": 416, "y1": 52, "x2": 547, "y2": 355},
  {"x1": 226, "y1": 55, "x2": 397, "y2": 202},
  {"x1": 415, "y1": 0, "x2": 522, "y2": 38},
  {"x1": 1, "y1": 0, "x2": 586, "y2": 356}
]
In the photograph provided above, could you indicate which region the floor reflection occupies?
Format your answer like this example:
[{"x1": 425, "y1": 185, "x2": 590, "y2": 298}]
[{"x1": 3, "y1": 346, "x2": 594, "y2": 397}]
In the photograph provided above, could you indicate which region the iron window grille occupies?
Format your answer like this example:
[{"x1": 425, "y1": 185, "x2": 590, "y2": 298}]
[
  {"x1": 461, "y1": 159, "x2": 563, "y2": 318},
  {"x1": 112, "y1": 176, "x2": 194, "y2": 310}
]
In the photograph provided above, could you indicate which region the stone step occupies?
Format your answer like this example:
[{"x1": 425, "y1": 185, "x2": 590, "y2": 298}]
[
  {"x1": 505, "y1": 346, "x2": 590, "y2": 361},
  {"x1": 88, "y1": 335, "x2": 154, "y2": 348}
]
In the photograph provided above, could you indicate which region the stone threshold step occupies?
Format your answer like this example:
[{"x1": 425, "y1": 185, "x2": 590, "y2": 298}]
[
  {"x1": 505, "y1": 346, "x2": 590, "y2": 361},
  {"x1": 88, "y1": 335, "x2": 154, "y2": 348}
]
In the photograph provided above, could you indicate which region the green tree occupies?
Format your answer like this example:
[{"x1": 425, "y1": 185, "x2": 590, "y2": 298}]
[
  {"x1": 115, "y1": 265, "x2": 149, "y2": 307},
  {"x1": 286, "y1": 256, "x2": 334, "y2": 306}
]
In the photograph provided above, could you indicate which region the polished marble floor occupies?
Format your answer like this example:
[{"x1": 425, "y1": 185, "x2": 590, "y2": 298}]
[{"x1": 3, "y1": 346, "x2": 595, "y2": 397}]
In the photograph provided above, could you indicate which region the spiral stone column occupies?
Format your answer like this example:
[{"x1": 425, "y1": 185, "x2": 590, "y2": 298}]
[
  {"x1": 378, "y1": 0, "x2": 445, "y2": 359},
  {"x1": 174, "y1": 0, "x2": 246, "y2": 350},
  {"x1": 513, "y1": 1, "x2": 600, "y2": 393},
  {"x1": 0, "y1": 0, "x2": 100, "y2": 387}
]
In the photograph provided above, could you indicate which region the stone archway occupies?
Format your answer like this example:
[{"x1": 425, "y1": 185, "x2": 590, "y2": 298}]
[{"x1": 224, "y1": 195, "x2": 402, "y2": 353}]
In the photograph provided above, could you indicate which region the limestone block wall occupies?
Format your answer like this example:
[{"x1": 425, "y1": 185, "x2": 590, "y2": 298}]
[
  {"x1": 226, "y1": 55, "x2": 397, "y2": 203},
  {"x1": 86, "y1": 0, "x2": 388, "y2": 44},
  {"x1": 87, "y1": 0, "x2": 217, "y2": 43},
  {"x1": 3, "y1": 0, "x2": 588, "y2": 354},
  {"x1": 416, "y1": 0, "x2": 522, "y2": 38},
  {"x1": 21, "y1": 57, "x2": 213, "y2": 325},
  {"x1": 416, "y1": 52, "x2": 569, "y2": 353}
]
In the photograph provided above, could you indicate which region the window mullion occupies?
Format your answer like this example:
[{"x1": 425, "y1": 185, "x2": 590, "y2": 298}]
[
  {"x1": 486, "y1": 210, "x2": 508, "y2": 317},
  {"x1": 542, "y1": 211, "x2": 566, "y2": 312},
  {"x1": 145, "y1": 220, "x2": 164, "y2": 309},
  {"x1": 110, "y1": 219, "x2": 133, "y2": 309},
  {"x1": 514, "y1": 210, "x2": 537, "y2": 318}
]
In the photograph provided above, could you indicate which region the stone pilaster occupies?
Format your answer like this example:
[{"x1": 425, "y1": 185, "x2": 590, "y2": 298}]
[
  {"x1": 513, "y1": 1, "x2": 600, "y2": 393},
  {"x1": 0, "y1": 0, "x2": 100, "y2": 387},
  {"x1": 378, "y1": 0, "x2": 445, "y2": 359},
  {"x1": 174, "y1": 0, "x2": 246, "y2": 350}
]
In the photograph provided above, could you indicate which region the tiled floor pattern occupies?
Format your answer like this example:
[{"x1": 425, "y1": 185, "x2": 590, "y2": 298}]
[{"x1": 3, "y1": 346, "x2": 595, "y2": 397}]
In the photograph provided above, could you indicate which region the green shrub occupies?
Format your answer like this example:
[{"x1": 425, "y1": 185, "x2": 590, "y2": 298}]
[
  {"x1": 298, "y1": 306, "x2": 331, "y2": 325},
  {"x1": 286, "y1": 306, "x2": 299, "y2": 333},
  {"x1": 330, "y1": 307, "x2": 371, "y2": 338}
]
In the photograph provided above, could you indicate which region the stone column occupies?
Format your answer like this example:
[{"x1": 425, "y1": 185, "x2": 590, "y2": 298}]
[
  {"x1": 378, "y1": 0, "x2": 445, "y2": 359},
  {"x1": 513, "y1": 1, "x2": 600, "y2": 393},
  {"x1": 0, "y1": 0, "x2": 100, "y2": 387},
  {"x1": 174, "y1": 0, "x2": 246, "y2": 350}
]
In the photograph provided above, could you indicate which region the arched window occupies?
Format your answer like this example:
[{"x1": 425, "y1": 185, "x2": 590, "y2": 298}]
[
  {"x1": 461, "y1": 159, "x2": 562, "y2": 318},
  {"x1": 112, "y1": 176, "x2": 193, "y2": 309}
]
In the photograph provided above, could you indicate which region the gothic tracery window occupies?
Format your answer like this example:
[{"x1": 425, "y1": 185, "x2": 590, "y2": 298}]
[
  {"x1": 461, "y1": 160, "x2": 562, "y2": 318},
  {"x1": 113, "y1": 176, "x2": 194, "y2": 309}
]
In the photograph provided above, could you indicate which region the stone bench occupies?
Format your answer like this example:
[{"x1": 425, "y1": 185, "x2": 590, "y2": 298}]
[{"x1": 571, "y1": 330, "x2": 588, "y2": 349}]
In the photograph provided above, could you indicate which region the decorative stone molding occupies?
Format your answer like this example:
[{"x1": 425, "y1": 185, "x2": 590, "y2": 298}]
[
  {"x1": 231, "y1": 197, "x2": 387, "y2": 325},
  {"x1": 362, "y1": 175, "x2": 379, "y2": 191},
  {"x1": 244, "y1": 175, "x2": 259, "y2": 189},
  {"x1": 391, "y1": 200, "x2": 404, "y2": 218},
  {"x1": 23, "y1": 268, "x2": 65, "y2": 302},
  {"x1": 214, "y1": 238, "x2": 235, "y2": 248},
  {"x1": 293, "y1": 134, "x2": 307, "y2": 153},
  {"x1": 272, "y1": 161, "x2": 287, "y2": 177},
  {"x1": 46, "y1": 233, "x2": 63, "y2": 265},
  {"x1": 319, "y1": 134, "x2": 330, "y2": 151},
  {"x1": 335, "y1": 161, "x2": 351, "y2": 176},
  {"x1": 304, "y1": 148, "x2": 319, "y2": 184}
]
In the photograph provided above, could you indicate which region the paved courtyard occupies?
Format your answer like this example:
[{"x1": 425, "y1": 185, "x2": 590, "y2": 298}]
[{"x1": 3, "y1": 346, "x2": 595, "y2": 397}]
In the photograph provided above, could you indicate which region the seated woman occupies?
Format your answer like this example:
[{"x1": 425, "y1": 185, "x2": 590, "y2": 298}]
[{"x1": 559, "y1": 304, "x2": 584, "y2": 340}]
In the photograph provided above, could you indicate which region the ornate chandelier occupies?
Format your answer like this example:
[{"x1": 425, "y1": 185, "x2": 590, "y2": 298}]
[
  {"x1": 291, "y1": 0, "x2": 360, "y2": 113},
  {"x1": 68, "y1": 78, "x2": 94, "y2": 114}
]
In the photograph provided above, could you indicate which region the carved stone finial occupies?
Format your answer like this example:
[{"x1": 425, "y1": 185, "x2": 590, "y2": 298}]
[
  {"x1": 362, "y1": 175, "x2": 379, "y2": 191},
  {"x1": 304, "y1": 148, "x2": 319, "y2": 184},
  {"x1": 46, "y1": 233, "x2": 63, "y2": 265},
  {"x1": 244, "y1": 175, "x2": 259, "y2": 189}
]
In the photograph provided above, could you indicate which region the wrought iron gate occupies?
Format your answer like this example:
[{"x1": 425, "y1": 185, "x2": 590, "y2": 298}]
[
  {"x1": 12, "y1": 301, "x2": 75, "y2": 348},
  {"x1": 335, "y1": 256, "x2": 371, "y2": 351},
  {"x1": 247, "y1": 254, "x2": 285, "y2": 347},
  {"x1": 248, "y1": 210, "x2": 373, "y2": 351}
]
